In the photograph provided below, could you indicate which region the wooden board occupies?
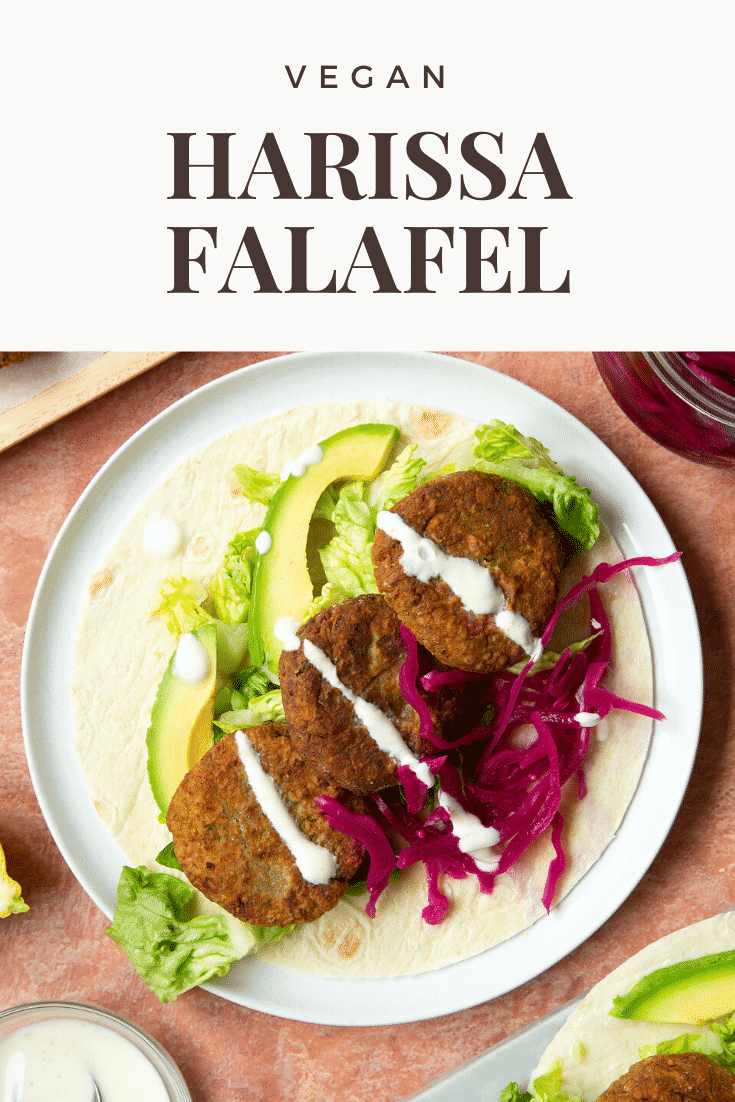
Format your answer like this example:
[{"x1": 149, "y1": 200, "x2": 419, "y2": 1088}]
[{"x1": 0, "y1": 352, "x2": 177, "y2": 452}]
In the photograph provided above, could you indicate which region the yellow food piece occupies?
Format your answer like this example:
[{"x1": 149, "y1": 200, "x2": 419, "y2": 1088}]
[{"x1": 0, "y1": 841, "x2": 29, "y2": 917}]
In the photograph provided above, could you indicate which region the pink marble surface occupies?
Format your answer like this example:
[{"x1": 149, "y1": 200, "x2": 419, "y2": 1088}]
[{"x1": 1, "y1": 351, "x2": 733, "y2": 1101}]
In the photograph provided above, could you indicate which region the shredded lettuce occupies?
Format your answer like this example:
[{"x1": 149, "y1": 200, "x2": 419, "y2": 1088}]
[
  {"x1": 152, "y1": 576, "x2": 212, "y2": 635},
  {"x1": 500, "y1": 1084, "x2": 532, "y2": 1102},
  {"x1": 506, "y1": 631, "x2": 602, "y2": 675},
  {"x1": 232, "y1": 464, "x2": 281, "y2": 505},
  {"x1": 249, "y1": 922, "x2": 296, "y2": 945},
  {"x1": 367, "y1": 444, "x2": 426, "y2": 511},
  {"x1": 107, "y1": 866, "x2": 243, "y2": 1002},
  {"x1": 302, "y1": 446, "x2": 427, "y2": 618},
  {"x1": 529, "y1": 1060, "x2": 581, "y2": 1102},
  {"x1": 318, "y1": 482, "x2": 379, "y2": 593},
  {"x1": 499, "y1": 1060, "x2": 581, "y2": 1102},
  {"x1": 638, "y1": 1012, "x2": 735, "y2": 1070},
  {"x1": 303, "y1": 580, "x2": 359, "y2": 620},
  {"x1": 210, "y1": 529, "x2": 258, "y2": 625},
  {"x1": 152, "y1": 530, "x2": 257, "y2": 635},
  {"x1": 151, "y1": 531, "x2": 256, "y2": 673},
  {"x1": 313, "y1": 483, "x2": 339, "y2": 521},
  {"x1": 214, "y1": 665, "x2": 274, "y2": 717},
  {"x1": 108, "y1": 866, "x2": 295, "y2": 1001},
  {"x1": 214, "y1": 688, "x2": 285, "y2": 735},
  {"x1": 154, "y1": 841, "x2": 180, "y2": 870},
  {"x1": 500, "y1": 1015, "x2": 735, "y2": 1102},
  {"x1": 470, "y1": 421, "x2": 599, "y2": 550}
]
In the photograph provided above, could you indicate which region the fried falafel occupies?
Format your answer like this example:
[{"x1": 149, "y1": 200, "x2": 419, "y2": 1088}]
[
  {"x1": 595, "y1": 1051, "x2": 735, "y2": 1101},
  {"x1": 166, "y1": 723, "x2": 366, "y2": 927},
  {"x1": 279, "y1": 593, "x2": 477, "y2": 793},
  {"x1": 372, "y1": 470, "x2": 563, "y2": 673}
]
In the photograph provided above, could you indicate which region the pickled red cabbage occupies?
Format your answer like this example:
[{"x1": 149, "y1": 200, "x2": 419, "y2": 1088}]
[{"x1": 319, "y1": 553, "x2": 680, "y2": 923}]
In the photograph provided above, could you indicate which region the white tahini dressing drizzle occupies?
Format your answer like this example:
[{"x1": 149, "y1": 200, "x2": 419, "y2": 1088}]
[
  {"x1": 275, "y1": 616, "x2": 302, "y2": 651},
  {"x1": 574, "y1": 712, "x2": 600, "y2": 728},
  {"x1": 274, "y1": 617, "x2": 434, "y2": 788},
  {"x1": 143, "y1": 515, "x2": 184, "y2": 559},
  {"x1": 234, "y1": 729, "x2": 337, "y2": 884},
  {"x1": 171, "y1": 631, "x2": 210, "y2": 686},
  {"x1": 376, "y1": 511, "x2": 542, "y2": 660},
  {"x1": 0, "y1": 1019, "x2": 170, "y2": 1102},
  {"x1": 438, "y1": 791, "x2": 500, "y2": 871},
  {"x1": 255, "y1": 530, "x2": 272, "y2": 554},
  {"x1": 281, "y1": 443, "x2": 324, "y2": 481}
]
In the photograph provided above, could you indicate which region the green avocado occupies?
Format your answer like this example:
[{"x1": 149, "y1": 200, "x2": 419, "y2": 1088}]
[
  {"x1": 249, "y1": 422, "x2": 399, "y2": 675},
  {"x1": 610, "y1": 949, "x2": 735, "y2": 1025},
  {"x1": 146, "y1": 621, "x2": 218, "y2": 815}
]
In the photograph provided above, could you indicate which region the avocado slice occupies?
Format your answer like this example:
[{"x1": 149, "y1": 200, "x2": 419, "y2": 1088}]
[
  {"x1": 249, "y1": 423, "x2": 400, "y2": 675},
  {"x1": 146, "y1": 621, "x2": 218, "y2": 814},
  {"x1": 610, "y1": 949, "x2": 735, "y2": 1025}
]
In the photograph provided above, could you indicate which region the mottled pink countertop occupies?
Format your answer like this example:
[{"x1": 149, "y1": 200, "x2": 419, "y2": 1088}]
[{"x1": 1, "y1": 352, "x2": 733, "y2": 1101}]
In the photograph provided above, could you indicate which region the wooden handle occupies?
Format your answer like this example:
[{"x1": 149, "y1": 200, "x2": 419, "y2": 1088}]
[{"x1": 0, "y1": 351, "x2": 177, "y2": 453}]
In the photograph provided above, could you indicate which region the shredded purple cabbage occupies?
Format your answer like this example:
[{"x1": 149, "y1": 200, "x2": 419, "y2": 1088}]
[
  {"x1": 317, "y1": 553, "x2": 680, "y2": 923},
  {"x1": 595, "y1": 351, "x2": 735, "y2": 465},
  {"x1": 682, "y1": 351, "x2": 735, "y2": 397},
  {"x1": 314, "y1": 795, "x2": 396, "y2": 918}
]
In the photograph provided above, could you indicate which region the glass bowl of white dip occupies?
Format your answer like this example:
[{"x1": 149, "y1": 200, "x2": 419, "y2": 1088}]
[{"x1": 0, "y1": 1002, "x2": 191, "y2": 1102}]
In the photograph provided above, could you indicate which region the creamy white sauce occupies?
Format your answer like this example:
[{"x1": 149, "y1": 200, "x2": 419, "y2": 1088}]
[
  {"x1": 438, "y1": 791, "x2": 500, "y2": 871},
  {"x1": 275, "y1": 615, "x2": 301, "y2": 650},
  {"x1": 280, "y1": 443, "x2": 324, "y2": 481},
  {"x1": 574, "y1": 712, "x2": 600, "y2": 728},
  {"x1": 171, "y1": 631, "x2": 210, "y2": 686},
  {"x1": 376, "y1": 511, "x2": 541, "y2": 657},
  {"x1": 303, "y1": 638, "x2": 435, "y2": 788},
  {"x1": 234, "y1": 730, "x2": 337, "y2": 885},
  {"x1": 255, "y1": 530, "x2": 272, "y2": 554},
  {"x1": 0, "y1": 1019, "x2": 170, "y2": 1102},
  {"x1": 275, "y1": 617, "x2": 434, "y2": 788},
  {"x1": 143, "y1": 515, "x2": 184, "y2": 559}
]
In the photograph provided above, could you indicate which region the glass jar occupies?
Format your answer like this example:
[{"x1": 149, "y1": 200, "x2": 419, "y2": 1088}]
[
  {"x1": 593, "y1": 352, "x2": 735, "y2": 468},
  {"x1": 0, "y1": 1002, "x2": 192, "y2": 1102}
]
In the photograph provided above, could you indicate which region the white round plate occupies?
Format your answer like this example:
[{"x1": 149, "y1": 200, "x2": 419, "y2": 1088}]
[{"x1": 21, "y1": 352, "x2": 702, "y2": 1026}]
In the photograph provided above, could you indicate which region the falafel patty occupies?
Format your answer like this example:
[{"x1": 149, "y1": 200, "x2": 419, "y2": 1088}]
[
  {"x1": 166, "y1": 723, "x2": 365, "y2": 927},
  {"x1": 371, "y1": 470, "x2": 563, "y2": 673},
  {"x1": 595, "y1": 1051, "x2": 735, "y2": 1101},
  {"x1": 279, "y1": 594, "x2": 474, "y2": 793}
]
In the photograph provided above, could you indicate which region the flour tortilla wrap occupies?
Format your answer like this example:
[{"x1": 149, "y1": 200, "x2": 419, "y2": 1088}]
[
  {"x1": 72, "y1": 400, "x2": 655, "y2": 978},
  {"x1": 530, "y1": 911, "x2": 735, "y2": 1100}
]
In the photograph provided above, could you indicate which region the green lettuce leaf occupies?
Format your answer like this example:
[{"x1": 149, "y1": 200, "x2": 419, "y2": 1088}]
[
  {"x1": 151, "y1": 576, "x2": 212, "y2": 635},
  {"x1": 367, "y1": 444, "x2": 426, "y2": 511},
  {"x1": 313, "y1": 483, "x2": 339, "y2": 522},
  {"x1": 250, "y1": 922, "x2": 297, "y2": 945},
  {"x1": 318, "y1": 481, "x2": 379, "y2": 595},
  {"x1": 154, "y1": 841, "x2": 181, "y2": 870},
  {"x1": 214, "y1": 688, "x2": 285, "y2": 735},
  {"x1": 638, "y1": 1012, "x2": 735, "y2": 1071},
  {"x1": 471, "y1": 421, "x2": 599, "y2": 550},
  {"x1": 303, "y1": 581, "x2": 358, "y2": 621},
  {"x1": 107, "y1": 866, "x2": 243, "y2": 1002},
  {"x1": 210, "y1": 529, "x2": 258, "y2": 625},
  {"x1": 528, "y1": 1060, "x2": 581, "y2": 1102},
  {"x1": 232, "y1": 464, "x2": 281, "y2": 505},
  {"x1": 506, "y1": 631, "x2": 602, "y2": 675},
  {"x1": 215, "y1": 665, "x2": 274, "y2": 717},
  {"x1": 499, "y1": 1085, "x2": 532, "y2": 1102}
]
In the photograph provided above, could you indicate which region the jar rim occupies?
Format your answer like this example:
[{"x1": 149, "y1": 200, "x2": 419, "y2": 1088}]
[{"x1": 643, "y1": 352, "x2": 735, "y2": 426}]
